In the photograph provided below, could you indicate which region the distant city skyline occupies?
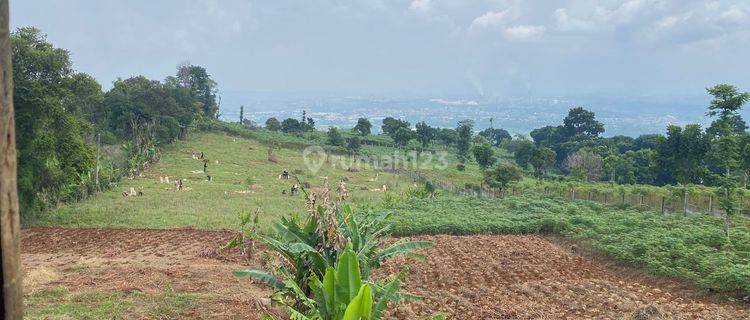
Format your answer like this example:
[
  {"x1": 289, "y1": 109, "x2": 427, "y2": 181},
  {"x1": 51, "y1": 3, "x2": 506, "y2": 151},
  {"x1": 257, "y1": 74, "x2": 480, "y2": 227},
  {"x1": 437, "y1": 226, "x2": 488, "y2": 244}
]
[{"x1": 10, "y1": 0, "x2": 750, "y2": 98}]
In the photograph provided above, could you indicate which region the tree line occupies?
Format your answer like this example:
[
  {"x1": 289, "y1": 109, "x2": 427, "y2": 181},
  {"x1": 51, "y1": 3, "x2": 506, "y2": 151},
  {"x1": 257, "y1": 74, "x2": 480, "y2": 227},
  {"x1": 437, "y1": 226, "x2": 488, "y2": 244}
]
[
  {"x1": 259, "y1": 84, "x2": 749, "y2": 196},
  {"x1": 13, "y1": 27, "x2": 219, "y2": 215}
]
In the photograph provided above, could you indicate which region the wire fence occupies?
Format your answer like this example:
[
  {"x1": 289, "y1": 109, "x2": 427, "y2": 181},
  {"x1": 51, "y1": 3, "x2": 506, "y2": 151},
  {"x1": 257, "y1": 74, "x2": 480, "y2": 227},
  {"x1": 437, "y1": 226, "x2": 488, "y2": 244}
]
[{"x1": 385, "y1": 168, "x2": 750, "y2": 218}]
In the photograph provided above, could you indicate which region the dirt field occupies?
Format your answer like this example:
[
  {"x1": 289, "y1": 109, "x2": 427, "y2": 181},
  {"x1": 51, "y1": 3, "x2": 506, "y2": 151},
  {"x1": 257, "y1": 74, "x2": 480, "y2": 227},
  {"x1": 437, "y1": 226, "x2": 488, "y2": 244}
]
[{"x1": 21, "y1": 228, "x2": 750, "y2": 319}]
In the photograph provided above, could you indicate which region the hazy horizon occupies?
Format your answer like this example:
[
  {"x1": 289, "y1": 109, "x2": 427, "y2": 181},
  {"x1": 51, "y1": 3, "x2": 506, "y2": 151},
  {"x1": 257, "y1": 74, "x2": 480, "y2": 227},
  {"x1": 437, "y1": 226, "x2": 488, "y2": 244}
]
[
  {"x1": 11, "y1": 0, "x2": 750, "y2": 98},
  {"x1": 11, "y1": 0, "x2": 750, "y2": 136}
]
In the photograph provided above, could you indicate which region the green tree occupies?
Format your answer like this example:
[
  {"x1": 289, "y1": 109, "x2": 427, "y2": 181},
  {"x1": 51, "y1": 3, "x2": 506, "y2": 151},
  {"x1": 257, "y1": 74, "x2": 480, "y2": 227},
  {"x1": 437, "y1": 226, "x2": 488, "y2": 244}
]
[
  {"x1": 603, "y1": 154, "x2": 635, "y2": 184},
  {"x1": 479, "y1": 128, "x2": 511, "y2": 147},
  {"x1": 176, "y1": 63, "x2": 218, "y2": 118},
  {"x1": 239, "y1": 105, "x2": 244, "y2": 124},
  {"x1": 471, "y1": 136, "x2": 495, "y2": 169},
  {"x1": 352, "y1": 118, "x2": 371, "y2": 136},
  {"x1": 281, "y1": 118, "x2": 302, "y2": 133},
  {"x1": 12, "y1": 27, "x2": 96, "y2": 213},
  {"x1": 529, "y1": 146, "x2": 556, "y2": 178},
  {"x1": 704, "y1": 84, "x2": 748, "y2": 238},
  {"x1": 346, "y1": 136, "x2": 361, "y2": 153},
  {"x1": 563, "y1": 107, "x2": 605, "y2": 138},
  {"x1": 513, "y1": 140, "x2": 535, "y2": 170},
  {"x1": 435, "y1": 128, "x2": 458, "y2": 145},
  {"x1": 381, "y1": 117, "x2": 410, "y2": 137},
  {"x1": 483, "y1": 162, "x2": 523, "y2": 193},
  {"x1": 456, "y1": 120, "x2": 474, "y2": 164},
  {"x1": 327, "y1": 127, "x2": 344, "y2": 146},
  {"x1": 392, "y1": 127, "x2": 413, "y2": 148},
  {"x1": 265, "y1": 117, "x2": 281, "y2": 131},
  {"x1": 706, "y1": 84, "x2": 750, "y2": 134},
  {"x1": 565, "y1": 150, "x2": 603, "y2": 182},
  {"x1": 415, "y1": 121, "x2": 435, "y2": 149}
]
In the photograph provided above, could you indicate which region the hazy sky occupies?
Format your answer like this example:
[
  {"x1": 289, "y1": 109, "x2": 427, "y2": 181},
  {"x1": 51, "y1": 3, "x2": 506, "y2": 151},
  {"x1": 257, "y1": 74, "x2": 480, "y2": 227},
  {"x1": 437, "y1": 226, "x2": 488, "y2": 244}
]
[{"x1": 10, "y1": 0, "x2": 750, "y2": 98}]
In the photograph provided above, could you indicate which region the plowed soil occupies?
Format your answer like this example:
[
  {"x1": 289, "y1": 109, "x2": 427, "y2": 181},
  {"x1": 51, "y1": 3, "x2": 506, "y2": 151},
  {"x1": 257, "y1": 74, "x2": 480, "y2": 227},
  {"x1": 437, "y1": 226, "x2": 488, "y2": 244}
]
[{"x1": 22, "y1": 228, "x2": 750, "y2": 319}]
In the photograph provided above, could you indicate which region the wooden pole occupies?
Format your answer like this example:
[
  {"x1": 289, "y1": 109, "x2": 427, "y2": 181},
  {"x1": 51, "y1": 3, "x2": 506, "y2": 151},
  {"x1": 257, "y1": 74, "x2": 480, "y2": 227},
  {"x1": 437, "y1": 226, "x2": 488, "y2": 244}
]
[
  {"x1": 683, "y1": 191, "x2": 689, "y2": 216},
  {"x1": 660, "y1": 197, "x2": 666, "y2": 215},
  {"x1": 0, "y1": 0, "x2": 23, "y2": 317}
]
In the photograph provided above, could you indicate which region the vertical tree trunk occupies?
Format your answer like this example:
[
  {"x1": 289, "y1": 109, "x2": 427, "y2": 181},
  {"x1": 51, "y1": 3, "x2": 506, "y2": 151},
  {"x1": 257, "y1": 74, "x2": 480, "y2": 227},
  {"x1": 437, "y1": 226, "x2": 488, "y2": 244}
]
[
  {"x1": 0, "y1": 0, "x2": 23, "y2": 317},
  {"x1": 708, "y1": 195, "x2": 713, "y2": 215}
]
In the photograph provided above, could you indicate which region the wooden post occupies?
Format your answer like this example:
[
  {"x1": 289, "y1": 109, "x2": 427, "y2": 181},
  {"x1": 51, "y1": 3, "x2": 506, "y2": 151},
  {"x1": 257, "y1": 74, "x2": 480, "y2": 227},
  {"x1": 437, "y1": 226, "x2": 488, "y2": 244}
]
[
  {"x1": 587, "y1": 191, "x2": 592, "y2": 201},
  {"x1": 683, "y1": 191, "x2": 689, "y2": 216},
  {"x1": 1, "y1": 0, "x2": 23, "y2": 317},
  {"x1": 708, "y1": 195, "x2": 713, "y2": 215},
  {"x1": 95, "y1": 133, "x2": 100, "y2": 191},
  {"x1": 660, "y1": 197, "x2": 666, "y2": 215}
]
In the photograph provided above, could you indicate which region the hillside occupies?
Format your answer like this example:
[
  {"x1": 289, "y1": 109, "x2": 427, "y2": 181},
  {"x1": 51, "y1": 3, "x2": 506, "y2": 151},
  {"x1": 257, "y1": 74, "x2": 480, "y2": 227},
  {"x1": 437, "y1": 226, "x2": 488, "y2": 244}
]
[{"x1": 29, "y1": 132, "x2": 409, "y2": 230}]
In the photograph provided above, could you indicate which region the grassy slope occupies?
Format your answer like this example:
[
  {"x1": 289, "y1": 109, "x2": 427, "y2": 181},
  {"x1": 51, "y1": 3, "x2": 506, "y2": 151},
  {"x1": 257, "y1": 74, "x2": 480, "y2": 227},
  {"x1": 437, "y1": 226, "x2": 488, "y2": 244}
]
[
  {"x1": 29, "y1": 132, "x2": 411, "y2": 230},
  {"x1": 386, "y1": 193, "x2": 750, "y2": 297}
]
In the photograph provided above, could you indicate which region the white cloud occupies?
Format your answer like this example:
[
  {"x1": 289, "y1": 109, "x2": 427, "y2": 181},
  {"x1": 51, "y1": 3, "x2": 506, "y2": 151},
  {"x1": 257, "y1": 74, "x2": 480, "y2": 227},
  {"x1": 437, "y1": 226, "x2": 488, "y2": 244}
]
[
  {"x1": 503, "y1": 25, "x2": 545, "y2": 41},
  {"x1": 469, "y1": 10, "x2": 509, "y2": 30},
  {"x1": 554, "y1": 8, "x2": 597, "y2": 33},
  {"x1": 409, "y1": 0, "x2": 431, "y2": 13},
  {"x1": 720, "y1": 6, "x2": 746, "y2": 23}
]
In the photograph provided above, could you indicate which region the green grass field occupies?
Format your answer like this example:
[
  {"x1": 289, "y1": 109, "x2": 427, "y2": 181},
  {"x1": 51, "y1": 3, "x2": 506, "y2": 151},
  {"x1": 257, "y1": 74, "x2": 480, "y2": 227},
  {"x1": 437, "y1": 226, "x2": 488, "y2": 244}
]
[{"x1": 27, "y1": 132, "x2": 413, "y2": 230}]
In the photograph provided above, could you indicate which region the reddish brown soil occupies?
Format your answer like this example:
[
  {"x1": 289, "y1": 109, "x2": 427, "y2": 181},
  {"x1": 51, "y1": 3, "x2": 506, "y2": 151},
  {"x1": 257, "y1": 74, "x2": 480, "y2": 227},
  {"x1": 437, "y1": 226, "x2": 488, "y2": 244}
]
[
  {"x1": 377, "y1": 235, "x2": 750, "y2": 320},
  {"x1": 22, "y1": 228, "x2": 750, "y2": 320},
  {"x1": 22, "y1": 227, "x2": 274, "y2": 319}
]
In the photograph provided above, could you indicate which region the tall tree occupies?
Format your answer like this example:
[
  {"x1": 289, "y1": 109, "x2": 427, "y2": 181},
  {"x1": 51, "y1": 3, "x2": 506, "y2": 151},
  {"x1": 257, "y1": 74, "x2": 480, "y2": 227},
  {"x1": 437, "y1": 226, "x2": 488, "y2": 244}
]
[
  {"x1": 381, "y1": 117, "x2": 410, "y2": 137},
  {"x1": 513, "y1": 140, "x2": 536, "y2": 170},
  {"x1": 265, "y1": 117, "x2": 281, "y2": 131},
  {"x1": 12, "y1": 27, "x2": 95, "y2": 213},
  {"x1": 456, "y1": 120, "x2": 474, "y2": 164},
  {"x1": 352, "y1": 118, "x2": 371, "y2": 136},
  {"x1": 471, "y1": 136, "x2": 495, "y2": 169},
  {"x1": 706, "y1": 84, "x2": 750, "y2": 136},
  {"x1": 392, "y1": 127, "x2": 413, "y2": 148},
  {"x1": 479, "y1": 127, "x2": 511, "y2": 147},
  {"x1": 415, "y1": 121, "x2": 434, "y2": 149},
  {"x1": 529, "y1": 146, "x2": 556, "y2": 178},
  {"x1": 239, "y1": 105, "x2": 244, "y2": 124},
  {"x1": 706, "y1": 84, "x2": 748, "y2": 238},
  {"x1": 327, "y1": 127, "x2": 344, "y2": 146},
  {"x1": 1, "y1": 0, "x2": 23, "y2": 316},
  {"x1": 176, "y1": 63, "x2": 218, "y2": 118},
  {"x1": 563, "y1": 107, "x2": 604, "y2": 138}
]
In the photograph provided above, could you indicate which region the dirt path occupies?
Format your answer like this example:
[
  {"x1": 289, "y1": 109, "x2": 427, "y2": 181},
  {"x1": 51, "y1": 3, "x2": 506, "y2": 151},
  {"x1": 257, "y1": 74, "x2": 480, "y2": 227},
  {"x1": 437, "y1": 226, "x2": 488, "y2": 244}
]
[{"x1": 22, "y1": 228, "x2": 750, "y2": 319}]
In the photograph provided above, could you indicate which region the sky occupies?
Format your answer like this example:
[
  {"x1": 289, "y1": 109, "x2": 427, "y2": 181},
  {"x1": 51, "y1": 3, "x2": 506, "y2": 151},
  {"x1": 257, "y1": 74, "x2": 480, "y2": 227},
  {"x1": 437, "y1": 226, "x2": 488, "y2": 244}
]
[{"x1": 10, "y1": 0, "x2": 750, "y2": 98}]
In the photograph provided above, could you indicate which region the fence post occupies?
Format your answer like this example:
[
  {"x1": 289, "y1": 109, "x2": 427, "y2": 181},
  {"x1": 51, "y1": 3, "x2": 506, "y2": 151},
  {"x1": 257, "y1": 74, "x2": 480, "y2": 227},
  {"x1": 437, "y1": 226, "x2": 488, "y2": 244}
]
[
  {"x1": 661, "y1": 197, "x2": 666, "y2": 214},
  {"x1": 708, "y1": 195, "x2": 713, "y2": 215},
  {"x1": 683, "y1": 191, "x2": 689, "y2": 216},
  {"x1": 639, "y1": 194, "x2": 644, "y2": 208}
]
